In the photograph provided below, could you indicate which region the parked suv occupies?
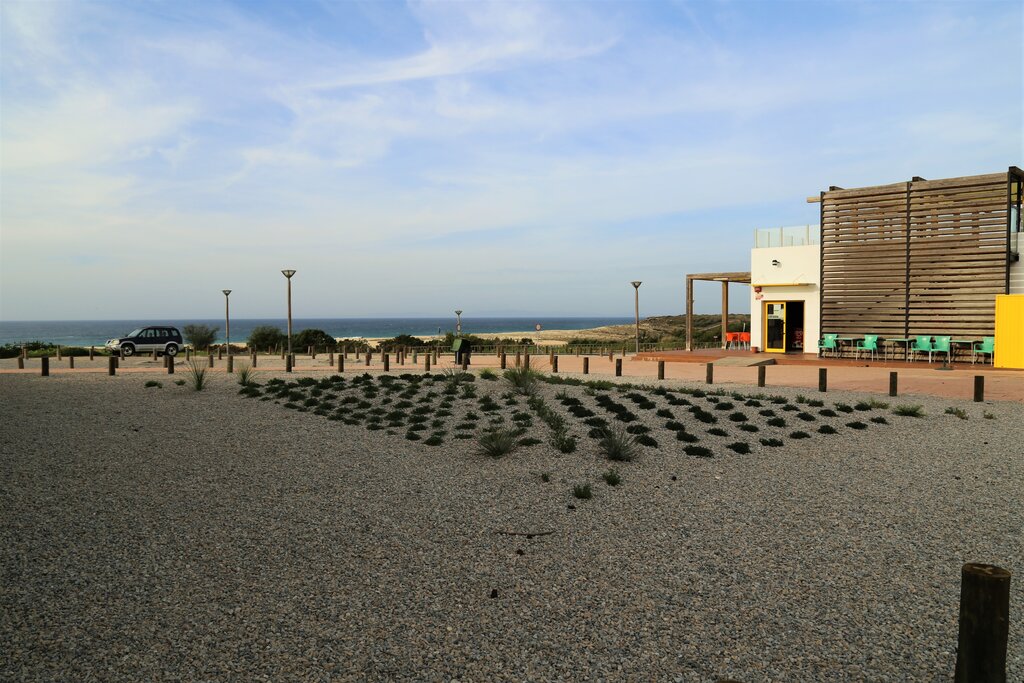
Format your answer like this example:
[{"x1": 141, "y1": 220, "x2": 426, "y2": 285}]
[{"x1": 106, "y1": 326, "x2": 183, "y2": 357}]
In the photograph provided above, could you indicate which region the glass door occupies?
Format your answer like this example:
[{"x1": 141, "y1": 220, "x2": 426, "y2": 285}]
[{"x1": 764, "y1": 302, "x2": 786, "y2": 353}]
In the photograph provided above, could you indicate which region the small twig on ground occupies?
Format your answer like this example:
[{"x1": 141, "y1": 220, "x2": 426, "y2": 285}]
[{"x1": 494, "y1": 530, "x2": 555, "y2": 538}]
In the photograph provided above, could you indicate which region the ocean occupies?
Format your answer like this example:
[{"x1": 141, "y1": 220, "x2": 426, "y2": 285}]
[{"x1": 0, "y1": 317, "x2": 635, "y2": 347}]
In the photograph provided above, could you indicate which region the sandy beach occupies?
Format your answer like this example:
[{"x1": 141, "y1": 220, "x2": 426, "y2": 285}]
[{"x1": 2, "y1": 366, "x2": 1020, "y2": 681}]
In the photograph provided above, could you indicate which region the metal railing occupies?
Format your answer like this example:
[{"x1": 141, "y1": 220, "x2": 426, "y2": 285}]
[{"x1": 754, "y1": 225, "x2": 818, "y2": 248}]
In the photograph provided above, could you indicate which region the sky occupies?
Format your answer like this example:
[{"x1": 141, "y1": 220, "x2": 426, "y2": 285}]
[{"x1": 1, "y1": 0, "x2": 1021, "y2": 321}]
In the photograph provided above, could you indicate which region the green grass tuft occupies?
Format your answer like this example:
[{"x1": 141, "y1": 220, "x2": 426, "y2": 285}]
[{"x1": 893, "y1": 404, "x2": 925, "y2": 417}]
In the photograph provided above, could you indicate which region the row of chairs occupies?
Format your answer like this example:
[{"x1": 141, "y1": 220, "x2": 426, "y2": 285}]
[
  {"x1": 818, "y1": 334, "x2": 995, "y2": 364},
  {"x1": 724, "y1": 332, "x2": 751, "y2": 349}
]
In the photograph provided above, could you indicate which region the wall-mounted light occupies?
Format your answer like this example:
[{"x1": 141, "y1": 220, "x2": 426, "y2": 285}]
[{"x1": 771, "y1": 259, "x2": 781, "y2": 267}]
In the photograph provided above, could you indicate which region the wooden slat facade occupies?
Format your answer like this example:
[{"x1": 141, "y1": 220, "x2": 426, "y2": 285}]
[{"x1": 820, "y1": 168, "x2": 1023, "y2": 338}]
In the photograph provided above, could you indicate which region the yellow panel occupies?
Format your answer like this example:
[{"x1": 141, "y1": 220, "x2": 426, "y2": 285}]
[{"x1": 994, "y1": 295, "x2": 1024, "y2": 369}]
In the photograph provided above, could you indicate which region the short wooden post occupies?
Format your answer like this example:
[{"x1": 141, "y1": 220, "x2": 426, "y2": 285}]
[
  {"x1": 186, "y1": 348, "x2": 191, "y2": 361},
  {"x1": 69, "y1": 355, "x2": 75, "y2": 369},
  {"x1": 227, "y1": 355, "x2": 234, "y2": 373},
  {"x1": 757, "y1": 365, "x2": 766, "y2": 387},
  {"x1": 41, "y1": 357, "x2": 49, "y2": 376},
  {"x1": 329, "y1": 351, "x2": 334, "y2": 367},
  {"x1": 461, "y1": 357, "x2": 468, "y2": 371},
  {"x1": 705, "y1": 362, "x2": 713, "y2": 385},
  {"x1": 433, "y1": 348, "x2": 439, "y2": 364},
  {"x1": 413, "y1": 350, "x2": 418, "y2": 364},
  {"x1": 365, "y1": 351, "x2": 371, "y2": 367},
  {"x1": 280, "y1": 347, "x2": 285, "y2": 360},
  {"x1": 608, "y1": 350, "x2": 613, "y2": 362},
  {"x1": 167, "y1": 356, "x2": 174, "y2": 374},
  {"x1": 500, "y1": 352, "x2": 507, "y2": 369},
  {"x1": 285, "y1": 354, "x2": 292, "y2": 373},
  {"x1": 515, "y1": 351, "x2": 521, "y2": 367},
  {"x1": 583, "y1": 357, "x2": 589, "y2": 374},
  {"x1": 355, "y1": 348, "x2": 361, "y2": 360},
  {"x1": 114, "y1": 356, "x2": 119, "y2": 368},
  {"x1": 955, "y1": 563, "x2": 1010, "y2": 683},
  {"x1": 308, "y1": 345, "x2": 313, "y2": 357},
  {"x1": 311, "y1": 346, "x2": 316, "y2": 360},
  {"x1": 524, "y1": 353, "x2": 530, "y2": 369},
  {"x1": 552, "y1": 355, "x2": 558, "y2": 373},
  {"x1": 208, "y1": 354, "x2": 214, "y2": 368},
  {"x1": 818, "y1": 368, "x2": 827, "y2": 392},
  {"x1": 251, "y1": 353, "x2": 257, "y2": 368},
  {"x1": 56, "y1": 346, "x2": 62, "y2": 361},
  {"x1": 218, "y1": 347, "x2": 223, "y2": 360},
  {"x1": 974, "y1": 376, "x2": 984, "y2": 403},
  {"x1": 383, "y1": 353, "x2": 390, "y2": 372},
  {"x1": 549, "y1": 351, "x2": 554, "y2": 366},
  {"x1": 121, "y1": 347, "x2": 126, "y2": 361},
  {"x1": 89, "y1": 346, "x2": 95, "y2": 360},
  {"x1": 344, "y1": 346, "x2": 349, "y2": 359},
  {"x1": 108, "y1": 356, "x2": 116, "y2": 376},
  {"x1": 657, "y1": 360, "x2": 664, "y2": 380},
  {"x1": 425, "y1": 355, "x2": 431, "y2": 372},
  {"x1": 17, "y1": 357, "x2": 24, "y2": 369},
  {"x1": 337, "y1": 355, "x2": 344, "y2": 372},
  {"x1": 889, "y1": 371, "x2": 898, "y2": 397},
  {"x1": 615, "y1": 358, "x2": 622, "y2": 377}
]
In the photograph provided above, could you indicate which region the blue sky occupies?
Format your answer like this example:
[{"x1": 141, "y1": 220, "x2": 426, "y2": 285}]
[{"x1": 1, "y1": 0, "x2": 1020, "y2": 321}]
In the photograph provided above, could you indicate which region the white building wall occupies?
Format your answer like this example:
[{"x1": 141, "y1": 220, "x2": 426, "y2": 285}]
[
  {"x1": 749, "y1": 244, "x2": 821, "y2": 353},
  {"x1": 1010, "y1": 257, "x2": 1024, "y2": 294}
]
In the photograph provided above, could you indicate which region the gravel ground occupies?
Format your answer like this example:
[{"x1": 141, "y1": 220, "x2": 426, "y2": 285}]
[{"x1": 1, "y1": 369, "x2": 1021, "y2": 682}]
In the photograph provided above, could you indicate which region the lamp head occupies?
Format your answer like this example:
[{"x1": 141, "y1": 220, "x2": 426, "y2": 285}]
[
  {"x1": 455, "y1": 309, "x2": 462, "y2": 316},
  {"x1": 282, "y1": 269, "x2": 296, "y2": 278},
  {"x1": 222, "y1": 289, "x2": 232, "y2": 296},
  {"x1": 631, "y1": 281, "x2": 642, "y2": 289},
  {"x1": 771, "y1": 260, "x2": 781, "y2": 267}
]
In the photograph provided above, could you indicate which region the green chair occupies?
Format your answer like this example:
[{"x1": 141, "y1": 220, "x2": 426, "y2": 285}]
[
  {"x1": 931, "y1": 336, "x2": 951, "y2": 363},
  {"x1": 910, "y1": 335, "x2": 933, "y2": 362},
  {"x1": 855, "y1": 334, "x2": 879, "y2": 360},
  {"x1": 818, "y1": 334, "x2": 838, "y2": 357},
  {"x1": 972, "y1": 337, "x2": 994, "y2": 365}
]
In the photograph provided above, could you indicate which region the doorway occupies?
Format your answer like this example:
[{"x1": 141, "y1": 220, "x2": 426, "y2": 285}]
[{"x1": 763, "y1": 300, "x2": 806, "y2": 353}]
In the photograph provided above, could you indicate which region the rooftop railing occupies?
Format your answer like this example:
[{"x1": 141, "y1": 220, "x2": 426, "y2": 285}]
[{"x1": 754, "y1": 225, "x2": 819, "y2": 248}]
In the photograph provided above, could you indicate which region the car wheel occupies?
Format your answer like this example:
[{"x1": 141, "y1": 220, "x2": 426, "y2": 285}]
[
  {"x1": 166, "y1": 344, "x2": 179, "y2": 357},
  {"x1": 122, "y1": 344, "x2": 135, "y2": 357}
]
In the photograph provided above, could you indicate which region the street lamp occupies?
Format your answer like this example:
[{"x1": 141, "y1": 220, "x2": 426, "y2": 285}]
[
  {"x1": 222, "y1": 290, "x2": 232, "y2": 353},
  {"x1": 282, "y1": 270, "x2": 296, "y2": 359},
  {"x1": 455, "y1": 309, "x2": 463, "y2": 337},
  {"x1": 631, "y1": 281, "x2": 642, "y2": 354}
]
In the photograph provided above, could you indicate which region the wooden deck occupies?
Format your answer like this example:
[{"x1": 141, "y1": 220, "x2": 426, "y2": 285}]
[{"x1": 634, "y1": 348, "x2": 1015, "y2": 372}]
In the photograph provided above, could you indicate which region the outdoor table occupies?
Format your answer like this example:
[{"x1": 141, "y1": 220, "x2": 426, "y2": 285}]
[
  {"x1": 884, "y1": 337, "x2": 913, "y2": 361},
  {"x1": 833, "y1": 336, "x2": 860, "y2": 358},
  {"x1": 950, "y1": 339, "x2": 979, "y2": 363}
]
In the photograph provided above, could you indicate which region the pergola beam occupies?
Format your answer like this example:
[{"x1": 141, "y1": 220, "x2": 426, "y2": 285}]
[{"x1": 685, "y1": 271, "x2": 751, "y2": 352}]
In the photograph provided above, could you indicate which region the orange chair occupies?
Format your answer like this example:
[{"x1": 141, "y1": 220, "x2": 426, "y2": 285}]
[
  {"x1": 739, "y1": 332, "x2": 751, "y2": 350},
  {"x1": 725, "y1": 332, "x2": 740, "y2": 349}
]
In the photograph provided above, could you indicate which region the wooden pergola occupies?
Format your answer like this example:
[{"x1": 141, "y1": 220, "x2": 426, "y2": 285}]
[{"x1": 685, "y1": 272, "x2": 752, "y2": 351}]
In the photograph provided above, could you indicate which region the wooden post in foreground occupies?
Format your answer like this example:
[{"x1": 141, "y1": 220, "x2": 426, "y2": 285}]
[
  {"x1": 285, "y1": 355, "x2": 292, "y2": 373},
  {"x1": 168, "y1": 356, "x2": 174, "y2": 374},
  {"x1": 500, "y1": 353, "x2": 507, "y2": 369},
  {"x1": 41, "y1": 357, "x2": 49, "y2": 376},
  {"x1": 583, "y1": 357, "x2": 589, "y2": 374},
  {"x1": 89, "y1": 346, "x2": 95, "y2": 360},
  {"x1": 524, "y1": 353, "x2": 530, "y2": 369},
  {"x1": 365, "y1": 351, "x2": 371, "y2": 367},
  {"x1": 17, "y1": 357, "x2": 24, "y2": 369},
  {"x1": 69, "y1": 356, "x2": 75, "y2": 369},
  {"x1": 208, "y1": 354, "x2": 214, "y2": 368},
  {"x1": 657, "y1": 360, "x2": 664, "y2": 380},
  {"x1": 337, "y1": 355, "x2": 344, "y2": 372},
  {"x1": 818, "y1": 368, "x2": 827, "y2": 392},
  {"x1": 251, "y1": 353, "x2": 257, "y2": 368},
  {"x1": 974, "y1": 376, "x2": 984, "y2": 403},
  {"x1": 56, "y1": 346, "x2": 62, "y2": 361},
  {"x1": 889, "y1": 371, "x2": 898, "y2": 397},
  {"x1": 615, "y1": 358, "x2": 622, "y2": 377},
  {"x1": 329, "y1": 351, "x2": 334, "y2": 367},
  {"x1": 757, "y1": 365, "x2": 766, "y2": 388},
  {"x1": 227, "y1": 355, "x2": 234, "y2": 373},
  {"x1": 108, "y1": 356, "x2": 116, "y2": 376},
  {"x1": 515, "y1": 351, "x2": 521, "y2": 368},
  {"x1": 425, "y1": 355, "x2": 431, "y2": 372},
  {"x1": 461, "y1": 356, "x2": 468, "y2": 371},
  {"x1": 383, "y1": 353, "x2": 390, "y2": 372},
  {"x1": 705, "y1": 362, "x2": 713, "y2": 385},
  {"x1": 955, "y1": 562, "x2": 1010, "y2": 683},
  {"x1": 552, "y1": 355, "x2": 558, "y2": 373}
]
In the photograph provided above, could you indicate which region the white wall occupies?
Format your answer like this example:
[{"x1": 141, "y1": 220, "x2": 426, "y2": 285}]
[{"x1": 749, "y1": 244, "x2": 821, "y2": 353}]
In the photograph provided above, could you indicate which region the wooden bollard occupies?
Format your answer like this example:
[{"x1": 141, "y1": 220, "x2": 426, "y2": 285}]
[
  {"x1": 17, "y1": 357, "x2": 24, "y2": 369},
  {"x1": 114, "y1": 356, "x2": 119, "y2": 368},
  {"x1": 186, "y1": 348, "x2": 191, "y2": 361},
  {"x1": 208, "y1": 354, "x2": 214, "y2": 368},
  {"x1": 524, "y1": 353, "x2": 530, "y2": 369},
  {"x1": 329, "y1": 351, "x2": 334, "y2": 366},
  {"x1": 515, "y1": 351, "x2": 521, "y2": 367},
  {"x1": 365, "y1": 351, "x2": 371, "y2": 367},
  {"x1": 705, "y1": 362, "x2": 713, "y2": 385},
  {"x1": 89, "y1": 346, "x2": 95, "y2": 360},
  {"x1": 955, "y1": 563, "x2": 1010, "y2": 682},
  {"x1": 383, "y1": 353, "x2": 390, "y2": 372},
  {"x1": 757, "y1": 365, "x2": 766, "y2": 388},
  {"x1": 583, "y1": 357, "x2": 589, "y2": 374},
  {"x1": 69, "y1": 356, "x2": 75, "y2": 369},
  {"x1": 152, "y1": 350, "x2": 158, "y2": 360},
  {"x1": 227, "y1": 355, "x2": 234, "y2": 373},
  {"x1": 108, "y1": 356, "x2": 116, "y2": 375},
  {"x1": 355, "y1": 348, "x2": 361, "y2": 360},
  {"x1": 500, "y1": 352, "x2": 507, "y2": 369},
  {"x1": 285, "y1": 355, "x2": 293, "y2": 373},
  {"x1": 425, "y1": 355, "x2": 431, "y2": 372},
  {"x1": 657, "y1": 360, "x2": 664, "y2": 380},
  {"x1": 615, "y1": 358, "x2": 622, "y2": 377},
  {"x1": 41, "y1": 357, "x2": 49, "y2": 376},
  {"x1": 218, "y1": 347, "x2": 223, "y2": 360},
  {"x1": 549, "y1": 351, "x2": 554, "y2": 366},
  {"x1": 280, "y1": 347, "x2": 286, "y2": 360},
  {"x1": 433, "y1": 348, "x2": 439, "y2": 363},
  {"x1": 167, "y1": 356, "x2": 174, "y2": 374},
  {"x1": 461, "y1": 357, "x2": 468, "y2": 371},
  {"x1": 120, "y1": 347, "x2": 126, "y2": 361},
  {"x1": 889, "y1": 371, "x2": 898, "y2": 397},
  {"x1": 343, "y1": 346, "x2": 349, "y2": 359},
  {"x1": 311, "y1": 346, "x2": 316, "y2": 360},
  {"x1": 818, "y1": 368, "x2": 827, "y2": 392},
  {"x1": 974, "y1": 376, "x2": 984, "y2": 403},
  {"x1": 608, "y1": 350, "x2": 613, "y2": 362},
  {"x1": 337, "y1": 355, "x2": 344, "y2": 372},
  {"x1": 56, "y1": 346, "x2": 61, "y2": 361},
  {"x1": 251, "y1": 353, "x2": 257, "y2": 368},
  {"x1": 552, "y1": 355, "x2": 558, "y2": 373}
]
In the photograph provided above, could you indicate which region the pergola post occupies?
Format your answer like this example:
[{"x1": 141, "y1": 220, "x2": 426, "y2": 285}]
[
  {"x1": 721, "y1": 281, "x2": 729, "y2": 350},
  {"x1": 685, "y1": 276, "x2": 694, "y2": 352}
]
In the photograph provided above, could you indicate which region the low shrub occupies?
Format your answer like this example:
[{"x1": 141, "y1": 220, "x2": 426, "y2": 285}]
[
  {"x1": 845, "y1": 421, "x2": 868, "y2": 430},
  {"x1": 790, "y1": 431, "x2": 810, "y2": 439},
  {"x1": 572, "y1": 484, "x2": 593, "y2": 500},
  {"x1": 795, "y1": 412, "x2": 816, "y2": 422},
  {"x1": 726, "y1": 441, "x2": 750, "y2": 454},
  {"x1": 707, "y1": 427, "x2": 728, "y2": 437},
  {"x1": 676, "y1": 431, "x2": 699, "y2": 443},
  {"x1": 870, "y1": 416, "x2": 888, "y2": 424},
  {"x1": 683, "y1": 445, "x2": 713, "y2": 458},
  {"x1": 477, "y1": 428, "x2": 520, "y2": 457},
  {"x1": 728, "y1": 412, "x2": 748, "y2": 423},
  {"x1": 766, "y1": 417, "x2": 786, "y2": 427},
  {"x1": 144, "y1": 380, "x2": 162, "y2": 388},
  {"x1": 186, "y1": 361, "x2": 208, "y2": 391},
  {"x1": 760, "y1": 438, "x2": 784, "y2": 447},
  {"x1": 818, "y1": 424, "x2": 838, "y2": 434},
  {"x1": 598, "y1": 426, "x2": 639, "y2": 462},
  {"x1": 893, "y1": 404, "x2": 925, "y2": 417},
  {"x1": 739, "y1": 424, "x2": 759, "y2": 432},
  {"x1": 944, "y1": 407, "x2": 968, "y2": 420},
  {"x1": 602, "y1": 470, "x2": 622, "y2": 486},
  {"x1": 635, "y1": 434, "x2": 658, "y2": 447}
]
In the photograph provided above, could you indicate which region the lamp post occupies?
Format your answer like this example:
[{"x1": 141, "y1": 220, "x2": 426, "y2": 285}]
[
  {"x1": 222, "y1": 290, "x2": 232, "y2": 353},
  {"x1": 282, "y1": 270, "x2": 296, "y2": 359},
  {"x1": 631, "y1": 281, "x2": 642, "y2": 354},
  {"x1": 455, "y1": 309, "x2": 463, "y2": 337}
]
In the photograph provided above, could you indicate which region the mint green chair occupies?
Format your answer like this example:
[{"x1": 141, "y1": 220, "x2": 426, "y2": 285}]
[
  {"x1": 973, "y1": 337, "x2": 994, "y2": 365},
  {"x1": 910, "y1": 335, "x2": 933, "y2": 362},
  {"x1": 818, "y1": 334, "x2": 838, "y2": 357},
  {"x1": 855, "y1": 334, "x2": 879, "y2": 360},
  {"x1": 931, "y1": 336, "x2": 951, "y2": 363}
]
